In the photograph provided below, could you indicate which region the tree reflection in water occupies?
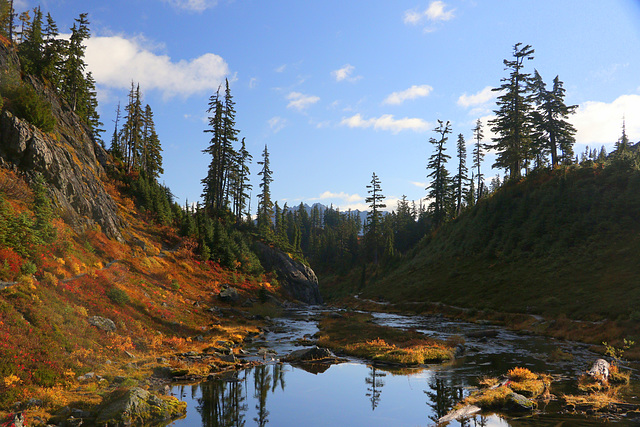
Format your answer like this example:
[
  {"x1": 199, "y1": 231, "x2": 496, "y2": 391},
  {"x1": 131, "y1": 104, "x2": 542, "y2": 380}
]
[
  {"x1": 364, "y1": 365, "x2": 387, "y2": 410},
  {"x1": 253, "y1": 365, "x2": 272, "y2": 426},
  {"x1": 424, "y1": 376, "x2": 464, "y2": 424},
  {"x1": 195, "y1": 375, "x2": 247, "y2": 427},
  {"x1": 424, "y1": 375, "x2": 491, "y2": 426},
  {"x1": 193, "y1": 365, "x2": 287, "y2": 427}
]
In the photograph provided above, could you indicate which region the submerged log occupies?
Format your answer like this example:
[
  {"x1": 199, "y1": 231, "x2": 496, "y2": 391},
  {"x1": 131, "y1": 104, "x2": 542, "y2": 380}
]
[
  {"x1": 587, "y1": 359, "x2": 610, "y2": 383},
  {"x1": 438, "y1": 405, "x2": 481, "y2": 423}
]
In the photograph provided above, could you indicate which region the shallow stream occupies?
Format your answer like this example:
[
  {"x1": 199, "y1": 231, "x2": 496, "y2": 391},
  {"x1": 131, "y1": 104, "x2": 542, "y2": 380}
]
[{"x1": 168, "y1": 308, "x2": 640, "y2": 426}]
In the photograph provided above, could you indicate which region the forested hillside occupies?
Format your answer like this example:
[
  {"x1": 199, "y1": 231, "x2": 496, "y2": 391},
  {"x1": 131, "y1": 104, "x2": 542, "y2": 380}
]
[{"x1": 323, "y1": 157, "x2": 640, "y2": 323}]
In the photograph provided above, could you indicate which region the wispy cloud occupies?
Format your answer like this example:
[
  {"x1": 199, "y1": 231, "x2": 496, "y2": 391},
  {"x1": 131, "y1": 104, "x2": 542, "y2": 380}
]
[
  {"x1": 571, "y1": 94, "x2": 640, "y2": 145},
  {"x1": 457, "y1": 86, "x2": 496, "y2": 108},
  {"x1": 249, "y1": 77, "x2": 258, "y2": 89},
  {"x1": 310, "y1": 191, "x2": 364, "y2": 203},
  {"x1": 161, "y1": 0, "x2": 218, "y2": 12},
  {"x1": 341, "y1": 113, "x2": 430, "y2": 133},
  {"x1": 331, "y1": 64, "x2": 361, "y2": 82},
  {"x1": 411, "y1": 181, "x2": 427, "y2": 188},
  {"x1": 384, "y1": 84, "x2": 433, "y2": 105},
  {"x1": 404, "y1": 1, "x2": 455, "y2": 32},
  {"x1": 287, "y1": 92, "x2": 320, "y2": 111},
  {"x1": 85, "y1": 35, "x2": 229, "y2": 99},
  {"x1": 268, "y1": 116, "x2": 287, "y2": 133},
  {"x1": 275, "y1": 64, "x2": 287, "y2": 73}
]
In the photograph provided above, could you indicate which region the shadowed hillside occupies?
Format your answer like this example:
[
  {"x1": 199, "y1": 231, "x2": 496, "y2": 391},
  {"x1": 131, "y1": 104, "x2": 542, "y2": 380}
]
[{"x1": 325, "y1": 162, "x2": 640, "y2": 323}]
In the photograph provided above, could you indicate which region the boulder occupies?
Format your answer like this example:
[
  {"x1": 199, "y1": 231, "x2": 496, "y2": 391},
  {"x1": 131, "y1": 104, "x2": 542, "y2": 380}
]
[
  {"x1": 254, "y1": 242, "x2": 322, "y2": 304},
  {"x1": 88, "y1": 316, "x2": 117, "y2": 332},
  {"x1": 95, "y1": 387, "x2": 186, "y2": 427},
  {"x1": 218, "y1": 285, "x2": 240, "y2": 303},
  {"x1": 283, "y1": 346, "x2": 335, "y2": 362},
  {"x1": 505, "y1": 392, "x2": 536, "y2": 412}
]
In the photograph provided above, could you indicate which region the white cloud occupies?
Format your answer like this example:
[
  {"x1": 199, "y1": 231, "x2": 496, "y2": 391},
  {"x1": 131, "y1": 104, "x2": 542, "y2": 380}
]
[
  {"x1": 571, "y1": 94, "x2": 640, "y2": 145},
  {"x1": 286, "y1": 92, "x2": 320, "y2": 111},
  {"x1": 275, "y1": 64, "x2": 287, "y2": 73},
  {"x1": 332, "y1": 64, "x2": 361, "y2": 82},
  {"x1": 341, "y1": 113, "x2": 430, "y2": 133},
  {"x1": 162, "y1": 0, "x2": 217, "y2": 12},
  {"x1": 384, "y1": 84, "x2": 433, "y2": 105},
  {"x1": 249, "y1": 77, "x2": 258, "y2": 89},
  {"x1": 85, "y1": 35, "x2": 229, "y2": 99},
  {"x1": 404, "y1": 1, "x2": 455, "y2": 28},
  {"x1": 457, "y1": 86, "x2": 496, "y2": 108},
  {"x1": 309, "y1": 191, "x2": 368, "y2": 211},
  {"x1": 268, "y1": 116, "x2": 287, "y2": 133},
  {"x1": 411, "y1": 181, "x2": 427, "y2": 188},
  {"x1": 311, "y1": 191, "x2": 364, "y2": 203}
]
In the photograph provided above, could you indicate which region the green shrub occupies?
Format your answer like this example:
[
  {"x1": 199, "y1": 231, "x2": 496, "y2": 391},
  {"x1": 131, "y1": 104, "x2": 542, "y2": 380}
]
[
  {"x1": 20, "y1": 260, "x2": 37, "y2": 276},
  {"x1": 107, "y1": 287, "x2": 130, "y2": 306}
]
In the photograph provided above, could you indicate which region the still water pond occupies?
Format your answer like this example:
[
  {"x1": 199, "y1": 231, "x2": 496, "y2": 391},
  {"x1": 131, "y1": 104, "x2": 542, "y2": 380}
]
[{"x1": 168, "y1": 309, "x2": 639, "y2": 426}]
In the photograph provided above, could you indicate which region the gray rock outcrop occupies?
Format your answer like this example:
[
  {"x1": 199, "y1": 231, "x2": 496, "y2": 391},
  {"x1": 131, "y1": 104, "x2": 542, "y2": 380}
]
[
  {"x1": 95, "y1": 387, "x2": 186, "y2": 426},
  {"x1": 88, "y1": 316, "x2": 117, "y2": 332},
  {"x1": 254, "y1": 242, "x2": 322, "y2": 304},
  {"x1": 0, "y1": 42, "x2": 123, "y2": 240}
]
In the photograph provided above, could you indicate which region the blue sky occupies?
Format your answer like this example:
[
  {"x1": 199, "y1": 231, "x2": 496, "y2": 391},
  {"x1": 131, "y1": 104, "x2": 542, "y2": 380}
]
[{"x1": 18, "y1": 0, "x2": 640, "y2": 212}]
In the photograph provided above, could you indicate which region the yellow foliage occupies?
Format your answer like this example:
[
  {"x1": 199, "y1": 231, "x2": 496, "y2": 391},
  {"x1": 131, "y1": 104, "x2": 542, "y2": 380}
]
[
  {"x1": 3, "y1": 374, "x2": 21, "y2": 388},
  {"x1": 507, "y1": 367, "x2": 538, "y2": 382},
  {"x1": 54, "y1": 257, "x2": 66, "y2": 266},
  {"x1": 75, "y1": 305, "x2": 88, "y2": 317},
  {"x1": 42, "y1": 271, "x2": 58, "y2": 286},
  {"x1": 18, "y1": 275, "x2": 35, "y2": 288}
]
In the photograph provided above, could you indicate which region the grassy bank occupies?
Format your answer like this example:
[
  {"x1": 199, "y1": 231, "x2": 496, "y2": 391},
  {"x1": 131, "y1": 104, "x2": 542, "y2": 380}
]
[{"x1": 316, "y1": 311, "x2": 455, "y2": 365}]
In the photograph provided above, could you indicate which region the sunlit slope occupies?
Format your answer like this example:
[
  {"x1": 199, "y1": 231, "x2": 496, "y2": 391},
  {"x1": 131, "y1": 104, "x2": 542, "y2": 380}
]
[{"x1": 367, "y1": 165, "x2": 640, "y2": 320}]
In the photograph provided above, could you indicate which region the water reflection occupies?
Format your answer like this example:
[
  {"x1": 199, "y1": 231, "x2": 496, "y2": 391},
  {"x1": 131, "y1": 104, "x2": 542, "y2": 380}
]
[
  {"x1": 424, "y1": 376, "x2": 465, "y2": 423},
  {"x1": 364, "y1": 366, "x2": 386, "y2": 410},
  {"x1": 195, "y1": 376, "x2": 247, "y2": 427}
]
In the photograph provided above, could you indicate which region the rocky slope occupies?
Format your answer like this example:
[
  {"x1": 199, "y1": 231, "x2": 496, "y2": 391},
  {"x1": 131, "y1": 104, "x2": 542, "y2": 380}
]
[{"x1": 0, "y1": 42, "x2": 123, "y2": 240}]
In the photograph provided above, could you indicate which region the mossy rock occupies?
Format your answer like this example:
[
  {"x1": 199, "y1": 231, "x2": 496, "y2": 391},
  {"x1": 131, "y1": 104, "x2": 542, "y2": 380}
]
[{"x1": 95, "y1": 387, "x2": 186, "y2": 426}]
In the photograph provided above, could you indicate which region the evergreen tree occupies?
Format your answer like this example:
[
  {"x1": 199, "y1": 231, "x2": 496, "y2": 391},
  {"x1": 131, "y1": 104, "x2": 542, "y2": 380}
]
[
  {"x1": 85, "y1": 71, "x2": 104, "y2": 141},
  {"x1": 201, "y1": 80, "x2": 240, "y2": 215},
  {"x1": 0, "y1": 0, "x2": 15, "y2": 41},
  {"x1": 257, "y1": 145, "x2": 274, "y2": 233},
  {"x1": 109, "y1": 102, "x2": 122, "y2": 159},
  {"x1": 18, "y1": 7, "x2": 43, "y2": 76},
  {"x1": 530, "y1": 71, "x2": 577, "y2": 167},
  {"x1": 119, "y1": 82, "x2": 144, "y2": 172},
  {"x1": 614, "y1": 116, "x2": 630, "y2": 157},
  {"x1": 453, "y1": 133, "x2": 468, "y2": 215},
  {"x1": 426, "y1": 120, "x2": 452, "y2": 227},
  {"x1": 141, "y1": 104, "x2": 163, "y2": 179},
  {"x1": 41, "y1": 12, "x2": 62, "y2": 86},
  {"x1": 471, "y1": 118, "x2": 485, "y2": 200},
  {"x1": 365, "y1": 172, "x2": 386, "y2": 264},
  {"x1": 16, "y1": 9, "x2": 29, "y2": 43},
  {"x1": 60, "y1": 13, "x2": 90, "y2": 113},
  {"x1": 490, "y1": 43, "x2": 535, "y2": 180}
]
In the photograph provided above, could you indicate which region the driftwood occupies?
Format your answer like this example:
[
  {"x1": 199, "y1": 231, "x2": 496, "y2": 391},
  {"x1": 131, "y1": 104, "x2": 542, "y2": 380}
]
[
  {"x1": 438, "y1": 405, "x2": 481, "y2": 424},
  {"x1": 587, "y1": 359, "x2": 610, "y2": 383}
]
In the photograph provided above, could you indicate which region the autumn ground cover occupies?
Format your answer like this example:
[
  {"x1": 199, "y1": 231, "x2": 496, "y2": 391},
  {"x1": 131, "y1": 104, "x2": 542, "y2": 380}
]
[
  {"x1": 316, "y1": 311, "x2": 455, "y2": 365},
  {"x1": 0, "y1": 169, "x2": 277, "y2": 425}
]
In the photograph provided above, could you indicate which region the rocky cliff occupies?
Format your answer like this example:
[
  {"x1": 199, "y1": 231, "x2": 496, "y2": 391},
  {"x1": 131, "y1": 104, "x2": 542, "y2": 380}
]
[
  {"x1": 254, "y1": 242, "x2": 323, "y2": 305},
  {"x1": 0, "y1": 43, "x2": 123, "y2": 240}
]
